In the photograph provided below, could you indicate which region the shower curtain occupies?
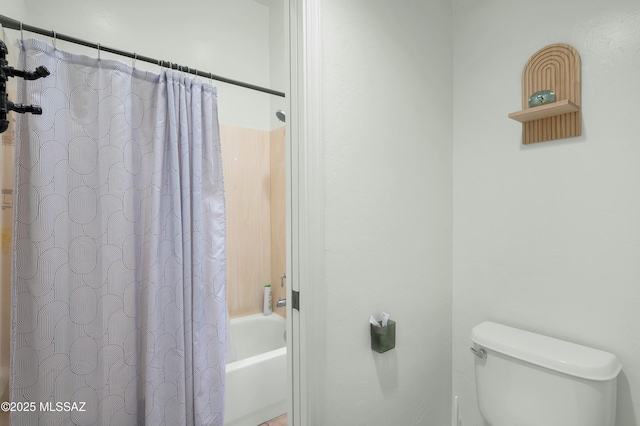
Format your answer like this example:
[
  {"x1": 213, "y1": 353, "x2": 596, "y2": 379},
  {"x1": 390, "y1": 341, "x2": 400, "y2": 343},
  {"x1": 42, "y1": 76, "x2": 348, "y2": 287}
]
[{"x1": 11, "y1": 39, "x2": 227, "y2": 425}]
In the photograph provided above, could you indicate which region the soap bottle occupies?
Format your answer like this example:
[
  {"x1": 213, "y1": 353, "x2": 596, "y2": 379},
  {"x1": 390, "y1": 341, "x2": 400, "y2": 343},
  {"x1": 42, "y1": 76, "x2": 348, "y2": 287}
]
[{"x1": 263, "y1": 284, "x2": 272, "y2": 315}]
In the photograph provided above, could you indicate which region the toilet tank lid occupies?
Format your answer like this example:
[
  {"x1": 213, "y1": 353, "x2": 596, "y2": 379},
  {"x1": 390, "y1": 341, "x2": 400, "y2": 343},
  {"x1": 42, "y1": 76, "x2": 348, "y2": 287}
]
[{"x1": 471, "y1": 321, "x2": 622, "y2": 381}]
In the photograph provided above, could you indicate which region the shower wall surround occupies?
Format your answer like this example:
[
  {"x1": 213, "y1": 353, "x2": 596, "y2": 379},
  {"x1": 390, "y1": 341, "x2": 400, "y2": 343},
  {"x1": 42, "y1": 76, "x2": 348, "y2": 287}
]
[
  {"x1": 222, "y1": 125, "x2": 272, "y2": 318},
  {"x1": 453, "y1": 0, "x2": 640, "y2": 424},
  {"x1": 270, "y1": 126, "x2": 287, "y2": 317},
  {"x1": 221, "y1": 125, "x2": 287, "y2": 319}
]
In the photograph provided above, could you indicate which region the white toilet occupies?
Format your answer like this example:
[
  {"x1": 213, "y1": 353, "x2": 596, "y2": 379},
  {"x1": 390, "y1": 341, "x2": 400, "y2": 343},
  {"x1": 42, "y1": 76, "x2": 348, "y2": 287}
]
[{"x1": 471, "y1": 321, "x2": 621, "y2": 426}]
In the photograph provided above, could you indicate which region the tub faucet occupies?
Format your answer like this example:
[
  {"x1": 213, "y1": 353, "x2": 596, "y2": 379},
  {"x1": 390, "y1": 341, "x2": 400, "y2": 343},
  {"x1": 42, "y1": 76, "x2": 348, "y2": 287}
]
[{"x1": 276, "y1": 298, "x2": 286, "y2": 308}]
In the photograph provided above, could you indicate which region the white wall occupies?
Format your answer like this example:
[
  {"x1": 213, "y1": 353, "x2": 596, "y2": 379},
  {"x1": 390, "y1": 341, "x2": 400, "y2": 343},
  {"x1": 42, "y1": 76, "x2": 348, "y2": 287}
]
[
  {"x1": 0, "y1": 1, "x2": 28, "y2": 24},
  {"x1": 452, "y1": 1, "x2": 640, "y2": 425},
  {"x1": 7, "y1": 0, "x2": 274, "y2": 130},
  {"x1": 318, "y1": 0, "x2": 453, "y2": 424},
  {"x1": 269, "y1": 0, "x2": 288, "y2": 130},
  {"x1": 0, "y1": 0, "x2": 28, "y2": 55}
]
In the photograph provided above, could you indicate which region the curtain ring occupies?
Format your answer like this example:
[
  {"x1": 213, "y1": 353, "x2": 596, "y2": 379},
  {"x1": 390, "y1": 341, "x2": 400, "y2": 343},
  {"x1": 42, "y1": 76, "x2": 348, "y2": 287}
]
[
  {"x1": 133, "y1": 53, "x2": 137, "y2": 69},
  {"x1": 97, "y1": 43, "x2": 101, "y2": 61},
  {"x1": 52, "y1": 30, "x2": 57, "y2": 49},
  {"x1": 19, "y1": 21, "x2": 24, "y2": 40}
]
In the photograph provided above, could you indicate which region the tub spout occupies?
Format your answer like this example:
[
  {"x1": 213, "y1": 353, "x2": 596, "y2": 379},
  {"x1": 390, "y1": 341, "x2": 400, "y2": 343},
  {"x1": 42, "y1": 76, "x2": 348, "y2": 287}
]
[{"x1": 276, "y1": 298, "x2": 286, "y2": 308}]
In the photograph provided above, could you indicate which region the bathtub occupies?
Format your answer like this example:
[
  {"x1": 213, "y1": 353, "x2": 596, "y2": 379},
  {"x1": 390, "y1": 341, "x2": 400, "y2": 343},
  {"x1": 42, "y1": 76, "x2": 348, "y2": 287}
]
[{"x1": 225, "y1": 313, "x2": 287, "y2": 426}]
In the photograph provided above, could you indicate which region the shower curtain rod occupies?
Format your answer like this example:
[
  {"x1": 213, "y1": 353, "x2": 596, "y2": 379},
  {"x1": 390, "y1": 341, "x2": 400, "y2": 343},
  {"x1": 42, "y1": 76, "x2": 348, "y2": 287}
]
[{"x1": 0, "y1": 14, "x2": 286, "y2": 98}]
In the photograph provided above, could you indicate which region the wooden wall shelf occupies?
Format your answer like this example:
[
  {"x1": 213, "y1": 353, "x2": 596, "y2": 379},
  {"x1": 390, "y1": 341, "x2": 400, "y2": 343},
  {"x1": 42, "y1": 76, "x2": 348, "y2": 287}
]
[
  {"x1": 509, "y1": 43, "x2": 581, "y2": 144},
  {"x1": 508, "y1": 100, "x2": 580, "y2": 123}
]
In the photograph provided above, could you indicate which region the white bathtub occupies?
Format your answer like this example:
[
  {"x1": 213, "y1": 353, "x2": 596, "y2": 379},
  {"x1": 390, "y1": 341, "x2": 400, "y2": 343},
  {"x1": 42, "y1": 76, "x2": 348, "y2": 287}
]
[{"x1": 225, "y1": 313, "x2": 287, "y2": 426}]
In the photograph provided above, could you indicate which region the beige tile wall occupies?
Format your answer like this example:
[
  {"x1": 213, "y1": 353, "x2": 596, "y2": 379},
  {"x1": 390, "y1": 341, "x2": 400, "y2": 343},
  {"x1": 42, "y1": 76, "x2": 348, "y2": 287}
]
[
  {"x1": 270, "y1": 127, "x2": 286, "y2": 318},
  {"x1": 221, "y1": 125, "x2": 286, "y2": 319},
  {"x1": 221, "y1": 125, "x2": 272, "y2": 318}
]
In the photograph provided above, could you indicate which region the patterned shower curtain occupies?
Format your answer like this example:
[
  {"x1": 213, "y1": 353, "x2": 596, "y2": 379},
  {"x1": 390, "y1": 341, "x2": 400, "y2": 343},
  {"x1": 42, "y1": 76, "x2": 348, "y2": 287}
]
[{"x1": 11, "y1": 39, "x2": 227, "y2": 425}]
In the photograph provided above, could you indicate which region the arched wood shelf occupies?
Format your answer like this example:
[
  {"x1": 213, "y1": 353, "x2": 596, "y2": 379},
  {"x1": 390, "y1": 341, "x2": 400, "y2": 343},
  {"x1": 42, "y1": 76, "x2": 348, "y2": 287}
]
[{"x1": 509, "y1": 43, "x2": 581, "y2": 144}]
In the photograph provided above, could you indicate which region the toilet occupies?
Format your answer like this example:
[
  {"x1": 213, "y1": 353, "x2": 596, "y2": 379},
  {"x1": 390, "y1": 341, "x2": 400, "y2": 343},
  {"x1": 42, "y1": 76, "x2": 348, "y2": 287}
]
[{"x1": 470, "y1": 321, "x2": 621, "y2": 426}]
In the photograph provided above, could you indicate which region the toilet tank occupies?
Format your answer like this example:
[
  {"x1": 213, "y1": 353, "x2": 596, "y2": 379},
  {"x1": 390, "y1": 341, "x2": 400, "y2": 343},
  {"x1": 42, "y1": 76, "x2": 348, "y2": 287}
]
[{"x1": 471, "y1": 321, "x2": 621, "y2": 426}]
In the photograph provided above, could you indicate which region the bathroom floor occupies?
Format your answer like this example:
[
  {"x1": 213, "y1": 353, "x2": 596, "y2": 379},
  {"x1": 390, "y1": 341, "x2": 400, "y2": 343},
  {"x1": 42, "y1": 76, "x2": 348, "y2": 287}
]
[{"x1": 258, "y1": 413, "x2": 287, "y2": 426}]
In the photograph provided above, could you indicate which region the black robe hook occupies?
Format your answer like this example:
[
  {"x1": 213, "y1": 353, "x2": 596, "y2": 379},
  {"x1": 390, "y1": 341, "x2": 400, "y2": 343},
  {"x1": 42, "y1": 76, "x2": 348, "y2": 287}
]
[{"x1": 0, "y1": 40, "x2": 50, "y2": 133}]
